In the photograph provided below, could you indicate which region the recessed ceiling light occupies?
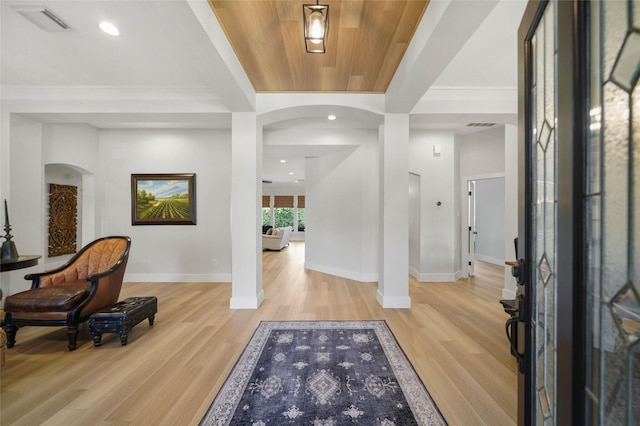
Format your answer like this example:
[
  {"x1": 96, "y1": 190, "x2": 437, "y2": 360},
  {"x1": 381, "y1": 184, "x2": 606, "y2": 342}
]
[
  {"x1": 328, "y1": 114, "x2": 336, "y2": 120},
  {"x1": 289, "y1": 172, "x2": 294, "y2": 175},
  {"x1": 99, "y1": 21, "x2": 119, "y2": 36},
  {"x1": 280, "y1": 159, "x2": 287, "y2": 163}
]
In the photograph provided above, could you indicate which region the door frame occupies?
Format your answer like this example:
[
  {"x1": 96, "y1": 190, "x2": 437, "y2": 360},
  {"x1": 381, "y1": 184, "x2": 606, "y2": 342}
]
[
  {"x1": 460, "y1": 172, "x2": 504, "y2": 279},
  {"x1": 468, "y1": 180, "x2": 476, "y2": 276},
  {"x1": 517, "y1": 0, "x2": 588, "y2": 424}
]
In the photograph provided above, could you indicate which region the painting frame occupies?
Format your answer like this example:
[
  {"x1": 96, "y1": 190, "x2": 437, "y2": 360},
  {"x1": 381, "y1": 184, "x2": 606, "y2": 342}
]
[{"x1": 131, "y1": 173, "x2": 196, "y2": 225}]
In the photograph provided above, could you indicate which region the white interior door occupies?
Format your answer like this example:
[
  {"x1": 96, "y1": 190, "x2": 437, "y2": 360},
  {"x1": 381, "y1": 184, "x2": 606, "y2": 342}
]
[{"x1": 467, "y1": 180, "x2": 476, "y2": 276}]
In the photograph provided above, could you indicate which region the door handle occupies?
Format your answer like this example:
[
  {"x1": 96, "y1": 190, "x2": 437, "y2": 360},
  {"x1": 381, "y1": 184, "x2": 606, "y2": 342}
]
[
  {"x1": 511, "y1": 258, "x2": 526, "y2": 286},
  {"x1": 503, "y1": 295, "x2": 526, "y2": 373},
  {"x1": 506, "y1": 315, "x2": 524, "y2": 373}
]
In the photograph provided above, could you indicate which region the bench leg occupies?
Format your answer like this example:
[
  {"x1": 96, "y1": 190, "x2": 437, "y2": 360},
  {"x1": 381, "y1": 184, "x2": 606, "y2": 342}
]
[
  {"x1": 119, "y1": 330, "x2": 129, "y2": 346},
  {"x1": 149, "y1": 315, "x2": 155, "y2": 326},
  {"x1": 92, "y1": 334, "x2": 103, "y2": 347}
]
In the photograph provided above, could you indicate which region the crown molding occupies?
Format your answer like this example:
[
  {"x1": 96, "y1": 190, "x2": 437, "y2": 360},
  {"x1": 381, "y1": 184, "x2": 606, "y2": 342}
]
[
  {"x1": 422, "y1": 86, "x2": 517, "y2": 100},
  {"x1": 2, "y1": 86, "x2": 221, "y2": 101},
  {"x1": 1, "y1": 86, "x2": 231, "y2": 115}
]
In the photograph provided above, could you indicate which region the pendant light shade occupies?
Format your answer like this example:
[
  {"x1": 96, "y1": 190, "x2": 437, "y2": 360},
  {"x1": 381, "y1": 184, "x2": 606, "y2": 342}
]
[{"x1": 303, "y1": 1, "x2": 329, "y2": 53}]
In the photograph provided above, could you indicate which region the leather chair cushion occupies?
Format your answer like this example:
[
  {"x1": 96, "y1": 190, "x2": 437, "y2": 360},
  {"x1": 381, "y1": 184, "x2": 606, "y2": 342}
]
[
  {"x1": 39, "y1": 239, "x2": 128, "y2": 286},
  {"x1": 4, "y1": 282, "x2": 90, "y2": 312}
]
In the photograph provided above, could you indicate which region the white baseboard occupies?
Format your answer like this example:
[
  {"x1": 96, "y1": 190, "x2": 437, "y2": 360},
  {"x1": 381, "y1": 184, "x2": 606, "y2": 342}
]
[
  {"x1": 414, "y1": 272, "x2": 459, "y2": 282},
  {"x1": 409, "y1": 266, "x2": 420, "y2": 280},
  {"x1": 304, "y1": 262, "x2": 378, "y2": 282},
  {"x1": 474, "y1": 254, "x2": 505, "y2": 266},
  {"x1": 124, "y1": 273, "x2": 231, "y2": 283},
  {"x1": 376, "y1": 290, "x2": 411, "y2": 308},
  {"x1": 290, "y1": 233, "x2": 306, "y2": 242},
  {"x1": 230, "y1": 289, "x2": 265, "y2": 309},
  {"x1": 501, "y1": 288, "x2": 517, "y2": 299}
]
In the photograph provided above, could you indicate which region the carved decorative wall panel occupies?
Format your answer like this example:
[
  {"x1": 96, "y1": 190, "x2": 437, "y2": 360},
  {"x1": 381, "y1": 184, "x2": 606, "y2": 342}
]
[{"x1": 48, "y1": 183, "x2": 77, "y2": 257}]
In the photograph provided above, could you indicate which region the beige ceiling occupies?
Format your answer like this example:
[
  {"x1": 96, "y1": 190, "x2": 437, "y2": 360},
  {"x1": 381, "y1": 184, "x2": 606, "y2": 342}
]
[{"x1": 208, "y1": 0, "x2": 429, "y2": 93}]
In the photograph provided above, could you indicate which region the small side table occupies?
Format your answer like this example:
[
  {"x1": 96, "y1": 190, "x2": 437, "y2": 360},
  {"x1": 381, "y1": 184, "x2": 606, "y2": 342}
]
[
  {"x1": 1, "y1": 255, "x2": 41, "y2": 272},
  {"x1": 0, "y1": 288, "x2": 4, "y2": 365}
]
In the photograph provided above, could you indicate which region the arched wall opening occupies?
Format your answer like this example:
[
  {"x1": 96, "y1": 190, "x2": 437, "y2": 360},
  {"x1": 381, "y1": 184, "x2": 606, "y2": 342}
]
[
  {"x1": 44, "y1": 163, "x2": 95, "y2": 269},
  {"x1": 258, "y1": 105, "x2": 384, "y2": 282}
]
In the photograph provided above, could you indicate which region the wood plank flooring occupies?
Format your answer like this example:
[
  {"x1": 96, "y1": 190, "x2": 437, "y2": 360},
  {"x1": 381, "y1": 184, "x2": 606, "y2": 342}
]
[{"x1": 1, "y1": 242, "x2": 517, "y2": 425}]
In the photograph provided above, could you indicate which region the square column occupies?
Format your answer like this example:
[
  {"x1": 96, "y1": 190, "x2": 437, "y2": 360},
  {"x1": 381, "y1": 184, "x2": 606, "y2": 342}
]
[
  {"x1": 230, "y1": 113, "x2": 264, "y2": 309},
  {"x1": 378, "y1": 114, "x2": 411, "y2": 308}
]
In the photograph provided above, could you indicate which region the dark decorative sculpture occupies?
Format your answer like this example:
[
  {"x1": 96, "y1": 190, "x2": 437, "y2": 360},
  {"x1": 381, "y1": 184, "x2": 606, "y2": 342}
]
[{"x1": 1, "y1": 199, "x2": 19, "y2": 260}]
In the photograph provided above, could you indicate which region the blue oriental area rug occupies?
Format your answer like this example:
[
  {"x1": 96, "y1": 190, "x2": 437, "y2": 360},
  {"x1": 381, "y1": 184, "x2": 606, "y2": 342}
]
[{"x1": 200, "y1": 320, "x2": 447, "y2": 426}]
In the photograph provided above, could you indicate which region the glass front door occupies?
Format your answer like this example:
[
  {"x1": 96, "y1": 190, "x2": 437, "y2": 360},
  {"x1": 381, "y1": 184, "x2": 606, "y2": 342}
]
[
  {"x1": 518, "y1": 0, "x2": 640, "y2": 424},
  {"x1": 584, "y1": 1, "x2": 640, "y2": 424},
  {"x1": 527, "y1": 2, "x2": 558, "y2": 422}
]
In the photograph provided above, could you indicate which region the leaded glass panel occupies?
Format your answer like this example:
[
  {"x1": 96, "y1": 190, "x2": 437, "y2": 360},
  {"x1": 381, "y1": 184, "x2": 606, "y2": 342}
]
[
  {"x1": 585, "y1": 1, "x2": 640, "y2": 424},
  {"x1": 530, "y1": 2, "x2": 558, "y2": 424}
]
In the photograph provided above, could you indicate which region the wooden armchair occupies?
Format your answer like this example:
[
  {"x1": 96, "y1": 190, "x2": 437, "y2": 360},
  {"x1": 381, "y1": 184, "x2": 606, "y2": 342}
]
[{"x1": 2, "y1": 236, "x2": 131, "y2": 351}]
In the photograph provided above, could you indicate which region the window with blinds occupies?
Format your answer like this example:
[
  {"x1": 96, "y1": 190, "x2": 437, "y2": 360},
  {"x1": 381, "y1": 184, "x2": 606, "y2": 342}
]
[
  {"x1": 274, "y1": 196, "x2": 294, "y2": 208},
  {"x1": 273, "y1": 196, "x2": 294, "y2": 228},
  {"x1": 262, "y1": 195, "x2": 304, "y2": 231},
  {"x1": 262, "y1": 196, "x2": 271, "y2": 226},
  {"x1": 297, "y1": 196, "x2": 305, "y2": 231}
]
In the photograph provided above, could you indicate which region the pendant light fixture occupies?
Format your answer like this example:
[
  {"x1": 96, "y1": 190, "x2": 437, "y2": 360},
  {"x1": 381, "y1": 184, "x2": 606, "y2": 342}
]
[{"x1": 303, "y1": 1, "x2": 329, "y2": 53}]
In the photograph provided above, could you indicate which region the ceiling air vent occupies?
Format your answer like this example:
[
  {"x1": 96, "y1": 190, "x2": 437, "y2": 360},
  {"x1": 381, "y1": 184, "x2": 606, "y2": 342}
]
[
  {"x1": 466, "y1": 123, "x2": 496, "y2": 127},
  {"x1": 13, "y1": 6, "x2": 71, "y2": 31}
]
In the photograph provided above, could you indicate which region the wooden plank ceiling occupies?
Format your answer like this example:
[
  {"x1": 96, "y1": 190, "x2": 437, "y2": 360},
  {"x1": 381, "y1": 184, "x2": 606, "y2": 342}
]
[{"x1": 208, "y1": 1, "x2": 429, "y2": 93}]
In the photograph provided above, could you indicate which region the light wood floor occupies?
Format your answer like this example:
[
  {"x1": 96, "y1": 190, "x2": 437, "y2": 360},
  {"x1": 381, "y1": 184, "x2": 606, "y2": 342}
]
[{"x1": 1, "y1": 242, "x2": 517, "y2": 425}]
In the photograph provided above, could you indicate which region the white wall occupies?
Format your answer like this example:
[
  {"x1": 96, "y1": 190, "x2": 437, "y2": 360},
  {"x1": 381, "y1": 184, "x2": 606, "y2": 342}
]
[
  {"x1": 299, "y1": 128, "x2": 379, "y2": 282},
  {"x1": 459, "y1": 126, "x2": 506, "y2": 175},
  {"x1": 459, "y1": 125, "x2": 506, "y2": 275},
  {"x1": 458, "y1": 124, "x2": 519, "y2": 298},
  {"x1": 2, "y1": 115, "x2": 46, "y2": 295},
  {"x1": 503, "y1": 124, "x2": 518, "y2": 298},
  {"x1": 408, "y1": 172, "x2": 420, "y2": 277},
  {"x1": 262, "y1": 185, "x2": 304, "y2": 196},
  {"x1": 42, "y1": 123, "x2": 101, "y2": 268},
  {"x1": 99, "y1": 129, "x2": 232, "y2": 282},
  {"x1": 474, "y1": 177, "x2": 505, "y2": 264},
  {"x1": 453, "y1": 133, "x2": 461, "y2": 277},
  {"x1": 1, "y1": 120, "x2": 103, "y2": 299},
  {"x1": 409, "y1": 130, "x2": 459, "y2": 281},
  {"x1": 43, "y1": 124, "x2": 99, "y2": 173}
]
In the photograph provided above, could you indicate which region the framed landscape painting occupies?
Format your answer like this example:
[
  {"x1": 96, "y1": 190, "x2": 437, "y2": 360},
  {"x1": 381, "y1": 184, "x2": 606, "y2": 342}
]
[{"x1": 131, "y1": 173, "x2": 196, "y2": 225}]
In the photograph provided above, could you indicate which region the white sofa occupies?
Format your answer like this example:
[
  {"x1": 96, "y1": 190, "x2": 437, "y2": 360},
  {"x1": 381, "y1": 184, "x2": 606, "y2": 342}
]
[{"x1": 262, "y1": 227, "x2": 292, "y2": 251}]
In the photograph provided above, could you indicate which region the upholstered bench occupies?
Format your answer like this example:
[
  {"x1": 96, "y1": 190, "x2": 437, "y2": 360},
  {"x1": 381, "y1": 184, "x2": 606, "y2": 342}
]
[{"x1": 88, "y1": 296, "x2": 157, "y2": 347}]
